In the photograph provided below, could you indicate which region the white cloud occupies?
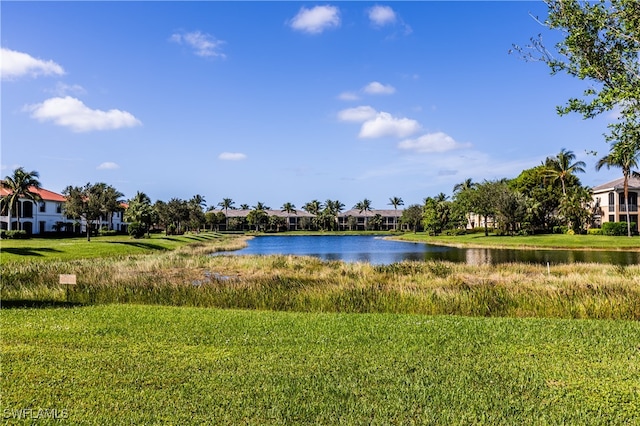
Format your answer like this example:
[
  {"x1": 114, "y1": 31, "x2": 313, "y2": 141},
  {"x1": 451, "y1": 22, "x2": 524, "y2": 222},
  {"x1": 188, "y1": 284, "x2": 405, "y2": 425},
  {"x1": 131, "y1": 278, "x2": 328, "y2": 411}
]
[
  {"x1": 368, "y1": 5, "x2": 396, "y2": 27},
  {"x1": 338, "y1": 91, "x2": 359, "y2": 101},
  {"x1": 1, "y1": 47, "x2": 65, "y2": 80},
  {"x1": 170, "y1": 31, "x2": 226, "y2": 58},
  {"x1": 48, "y1": 82, "x2": 87, "y2": 97},
  {"x1": 25, "y1": 96, "x2": 142, "y2": 132},
  {"x1": 97, "y1": 162, "x2": 120, "y2": 170},
  {"x1": 363, "y1": 81, "x2": 396, "y2": 95},
  {"x1": 359, "y1": 112, "x2": 421, "y2": 138},
  {"x1": 337, "y1": 106, "x2": 377, "y2": 122},
  {"x1": 289, "y1": 5, "x2": 340, "y2": 34},
  {"x1": 398, "y1": 132, "x2": 471, "y2": 153},
  {"x1": 219, "y1": 152, "x2": 247, "y2": 161}
]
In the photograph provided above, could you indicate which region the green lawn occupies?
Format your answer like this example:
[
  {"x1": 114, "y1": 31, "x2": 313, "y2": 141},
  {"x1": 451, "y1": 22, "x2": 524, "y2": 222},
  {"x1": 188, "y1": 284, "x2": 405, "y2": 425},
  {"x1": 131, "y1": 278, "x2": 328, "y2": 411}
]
[
  {"x1": 397, "y1": 232, "x2": 640, "y2": 251},
  {"x1": 0, "y1": 232, "x2": 231, "y2": 264},
  {"x1": 2, "y1": 305, "x2": 638, "y2": 425}
]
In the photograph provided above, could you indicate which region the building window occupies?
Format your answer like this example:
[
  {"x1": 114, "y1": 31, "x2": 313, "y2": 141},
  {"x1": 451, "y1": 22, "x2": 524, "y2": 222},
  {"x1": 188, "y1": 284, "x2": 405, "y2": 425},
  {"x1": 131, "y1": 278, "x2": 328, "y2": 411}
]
[
  {"x1": 39, "y1": 202, "x2": 46, "y2": 213},
  {"x1": 608, "y1": 192, "x2": 615, "y2": 212},
  {"x1": 609, "y1": 215, "x2": 615, "y2": 223},
  {"x1": 56, "y1": 203, "x2": 62, "y2": 214}
]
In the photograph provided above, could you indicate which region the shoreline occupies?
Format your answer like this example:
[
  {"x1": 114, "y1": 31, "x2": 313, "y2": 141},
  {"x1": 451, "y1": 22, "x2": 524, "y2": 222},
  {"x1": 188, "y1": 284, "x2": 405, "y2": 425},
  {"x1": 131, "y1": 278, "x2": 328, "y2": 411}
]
[{"x1": 386, "y1": 235, "x2": 640, "y2": 253}]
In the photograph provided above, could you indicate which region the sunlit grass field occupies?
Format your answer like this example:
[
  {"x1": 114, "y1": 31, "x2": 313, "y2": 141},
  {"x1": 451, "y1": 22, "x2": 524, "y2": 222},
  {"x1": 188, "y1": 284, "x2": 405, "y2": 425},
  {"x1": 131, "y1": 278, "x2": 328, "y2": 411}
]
[
  {"x1": 0, "y1": 232, "x2": 239, "y2": 264},
  {"x1": 2, "y1": 305, "x2": 639, "y2": 425},
  {"x1": 397, "y1": 232, "x2": 640, "y2": 250}
]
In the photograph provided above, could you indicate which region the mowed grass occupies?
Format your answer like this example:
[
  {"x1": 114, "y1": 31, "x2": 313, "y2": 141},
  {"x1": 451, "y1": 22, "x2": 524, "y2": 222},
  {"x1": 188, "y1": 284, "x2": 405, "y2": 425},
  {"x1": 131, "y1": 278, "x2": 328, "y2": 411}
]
[
  {"x1": 0, "y1": 232, "x2": 239, "y2": 264},
  {"x1": 397, "y1": 232, "x2": 640, "y2": 251},
  {"x1": 2, "y1": 305, "x2": 639, "y2": 425}
]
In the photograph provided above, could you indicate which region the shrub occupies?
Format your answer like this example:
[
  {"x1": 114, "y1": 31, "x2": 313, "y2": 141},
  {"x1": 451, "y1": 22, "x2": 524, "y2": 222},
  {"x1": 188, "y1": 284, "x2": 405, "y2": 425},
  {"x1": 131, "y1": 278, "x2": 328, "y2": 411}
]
[
  {"x1": 552, "y1": 226, "x2": 568, "y2": 234},
  {"x1": 0, "y1": 230, "x2": 29, "y2": 239},
  {"x1": 166, "y1": 224, "x2": 177, "y2": 235},
  {"x1": 128, "y1": 222, "x2": 146, "y2": 239},
  {"x1": 99, "y1": 229, "x2": 118, "y2": 237},
  {"x1": 587, "y1": 228, "x2": 602, "y2": 235},
  {"x1": 444, "y1": 229, "x2": 467, "y2": 236},
  {"x1": 602, "y1": 222, "x2": 636, "y2": 236}
]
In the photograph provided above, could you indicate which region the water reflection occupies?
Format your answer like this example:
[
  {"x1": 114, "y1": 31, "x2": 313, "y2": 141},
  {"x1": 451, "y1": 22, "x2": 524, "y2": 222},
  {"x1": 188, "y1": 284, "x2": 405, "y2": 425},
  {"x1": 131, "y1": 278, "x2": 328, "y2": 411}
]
[{"x1": 219, "y1": 235, "x2": 640, "y2": 266}]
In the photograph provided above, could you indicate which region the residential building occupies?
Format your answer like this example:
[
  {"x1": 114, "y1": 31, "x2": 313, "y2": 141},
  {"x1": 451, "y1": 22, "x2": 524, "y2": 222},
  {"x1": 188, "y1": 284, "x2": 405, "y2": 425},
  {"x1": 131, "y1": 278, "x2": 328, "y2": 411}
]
[
  {"x1": 0, "y1": 185, "x2": 128, "y2": 235},
  {"x1": 337, "y1": 209, "x2": 404, "y2": 231},
  {"x1": 591, "y1": 176, "x2": 640, "y2": 232}
]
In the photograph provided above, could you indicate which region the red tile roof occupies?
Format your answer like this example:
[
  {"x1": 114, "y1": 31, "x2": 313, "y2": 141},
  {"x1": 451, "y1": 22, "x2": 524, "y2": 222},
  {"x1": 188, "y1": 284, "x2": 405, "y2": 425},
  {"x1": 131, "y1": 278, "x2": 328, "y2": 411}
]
[{"x1": 0, "y1": 185, "x2": 66, "y2": 202}]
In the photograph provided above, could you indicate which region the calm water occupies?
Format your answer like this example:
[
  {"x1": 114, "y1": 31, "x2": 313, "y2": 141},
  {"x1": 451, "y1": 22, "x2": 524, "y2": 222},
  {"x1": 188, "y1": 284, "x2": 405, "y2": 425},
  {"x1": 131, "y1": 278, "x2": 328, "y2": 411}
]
[{"x1": 222, "y1": 235, "x2": 640, "y2": 265}]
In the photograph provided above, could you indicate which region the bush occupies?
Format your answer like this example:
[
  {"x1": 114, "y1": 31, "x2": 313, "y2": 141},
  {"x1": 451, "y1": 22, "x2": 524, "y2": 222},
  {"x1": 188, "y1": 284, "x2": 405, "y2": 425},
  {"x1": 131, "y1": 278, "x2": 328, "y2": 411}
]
[
  {"x1": 166, "y1": 224, "x2": 177, "y2": 235},
  {"x1": 602, "y1": 222, "x2": 636, "y2": 236},
  {"x1": 552, "y1": 226, "x2": 568, "y2": 234},
  {"x1": 0, "y1": 230, "x2": 29, "y2": 239},
  {"x1": 587, "y1": 228, "x2": 602, "y2": 235},
  {"x1": 127, "y1": 222, "x2": 146, "y2": 239},
  {"x1": 98, "y1": 229, "x2": 118, "y2": 237},
  {"x1": 444, "y1": 228, "x2": 467, "y2": 236}
]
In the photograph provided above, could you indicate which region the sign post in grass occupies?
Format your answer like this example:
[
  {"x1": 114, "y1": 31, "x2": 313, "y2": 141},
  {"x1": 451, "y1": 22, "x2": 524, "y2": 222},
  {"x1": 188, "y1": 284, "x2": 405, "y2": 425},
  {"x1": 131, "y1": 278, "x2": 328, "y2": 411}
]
[{"x1": 59, "y1": 274, "x2": 76, "y2": 303}]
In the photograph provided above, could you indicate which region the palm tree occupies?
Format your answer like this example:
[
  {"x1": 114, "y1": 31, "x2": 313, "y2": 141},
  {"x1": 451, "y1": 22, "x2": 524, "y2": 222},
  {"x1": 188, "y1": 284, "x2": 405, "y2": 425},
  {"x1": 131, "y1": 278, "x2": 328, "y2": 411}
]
[
  {"x1": 453, "y1": 178, "x2": 476, "y2": 194},
  {"x1": 1, "y1": 167, "x2": 42, "y2": 231},
  {"x1": 596, "y1": 140, "x2": 640, "y2": 237},
  {"x1": 125, "y1": 191, "x2": 153, "y2": 236},
  {"x1": 354, "y1": 198, "x2": 373, "y2": 230},
  {"x1": 387, "y1": 196, "x2": 404, "y2": 230},
  {"x1": 190, "y1": 194, "x2": 207, "y2": 210},
  {"x1": 240, "y1": 204, "x2": 249, "y2": 210},
  {"x1": 97, "y1": 183, "x2": 124, "y2": 231},
  {"x1": 218, "y1": 198, "x2": 235, "y2": 231},
  {"x1": 545, "y1": 148, "x2": 586, "y2": 195},
  {"x1": 302, "y1": 200, "x2": 322, "y2": 215},
  {"x1": 281, "y1": 202, "x2": 296, "y2": 231}
]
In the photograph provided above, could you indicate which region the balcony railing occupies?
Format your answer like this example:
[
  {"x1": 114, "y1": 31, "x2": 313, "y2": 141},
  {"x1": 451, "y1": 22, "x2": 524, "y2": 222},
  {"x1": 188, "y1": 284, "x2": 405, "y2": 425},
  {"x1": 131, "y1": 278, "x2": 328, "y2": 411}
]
[{"x1": 620, "y1": 204, "x2": 638, "y2": 212}]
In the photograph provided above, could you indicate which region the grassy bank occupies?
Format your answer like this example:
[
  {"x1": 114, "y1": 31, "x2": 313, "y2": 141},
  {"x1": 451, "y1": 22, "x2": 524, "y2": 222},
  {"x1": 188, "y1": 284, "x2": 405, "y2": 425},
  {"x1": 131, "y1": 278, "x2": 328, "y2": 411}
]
[
  {"x1": 2, "y1": 305, "x2": 638, "y2": 425},
  {"x1": 0, "y1": 232, "x2": 246, "y2": 264},
  {"x1": 396, "y1": 232, "x2": 640, "y2": 251},
  {"x1": 3, "y1": 240, "x2": 639, "y2": 318}
]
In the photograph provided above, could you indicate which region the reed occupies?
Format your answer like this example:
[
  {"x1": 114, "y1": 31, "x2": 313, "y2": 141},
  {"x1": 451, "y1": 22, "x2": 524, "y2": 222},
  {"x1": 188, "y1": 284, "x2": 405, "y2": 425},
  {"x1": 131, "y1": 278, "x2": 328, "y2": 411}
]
[{"x1": 3, "y1": 238, "x2": 638, "y2": 319}]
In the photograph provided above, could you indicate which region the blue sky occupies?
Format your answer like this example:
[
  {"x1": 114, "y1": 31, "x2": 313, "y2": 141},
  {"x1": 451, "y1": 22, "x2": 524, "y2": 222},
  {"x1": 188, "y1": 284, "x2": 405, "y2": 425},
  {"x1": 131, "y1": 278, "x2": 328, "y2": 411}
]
[{"x1": 1, "y1": 1, "x2": 621, "y2": 210}]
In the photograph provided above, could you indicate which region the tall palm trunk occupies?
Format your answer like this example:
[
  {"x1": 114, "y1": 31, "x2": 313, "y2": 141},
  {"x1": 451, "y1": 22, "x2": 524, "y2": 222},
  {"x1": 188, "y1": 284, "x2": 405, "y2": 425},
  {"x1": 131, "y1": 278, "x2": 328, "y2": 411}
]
[{"x1": 623, "y1": 173, "x2": 631, "y2": 237}]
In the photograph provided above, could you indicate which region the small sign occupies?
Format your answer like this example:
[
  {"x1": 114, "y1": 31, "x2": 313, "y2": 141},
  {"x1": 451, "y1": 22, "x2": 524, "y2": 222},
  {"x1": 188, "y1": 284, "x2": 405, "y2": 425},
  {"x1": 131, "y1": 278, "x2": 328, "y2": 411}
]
[{"x1": 59, "y1": 274, "x2": 77, "y2": 285}]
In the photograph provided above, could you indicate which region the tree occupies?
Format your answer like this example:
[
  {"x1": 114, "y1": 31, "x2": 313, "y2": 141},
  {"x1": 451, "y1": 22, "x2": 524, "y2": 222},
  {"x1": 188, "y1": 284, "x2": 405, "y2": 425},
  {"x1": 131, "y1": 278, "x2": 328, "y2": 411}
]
[
  {"x1": 493, "y1": 182, "x2": 527, "y2": 235},
  {"x1": 511, "y1": 165, "x2": 564, "y2": 232},
  {"x1": 240, "y1": 204, "x2": 249, "y2": 210},
  {"x1": 400, "y1": 204, "x2": 423, "y2": 233},
  {"x1": 124, "y1": 191, "x2": 154, "y2": 237},
  {"x1": 514, "y1": 0, "x2": 640, "y2": 122},
  {"x1": 470, "y1": 180, "x2": 501, "y2": 236},
  {"x1": 281, "y1": 202, "x2": 296, "y2": 231},
  {"x1": 1, "y1": 167, "x2": 42, "y2": 231},
  {"x1": 596, "y1": 138, "x2": 640, "y2": 236},
  {"x1": 544, "y1": 148, "x2": 586, "y2": 195},
  {"x1": 558, "y1": 186, "x2": 594, "y2": 233},
  {"x1": 452, "y1": 179, "x2": 477, "y2": 230},
  {"x1": 422, "y1": 195, "x2": 452, "y2": 236},
  {"x1": 302, "y1": 200, "x2": 322, "y2": 230},
  {"x1": 354, "y1": 198, "x2": 373, "y2": 230},
  {"x1": 322, "y1": 200, "x2": 344, "y2": 231},
  {"x1": 387, "y1": 196, "x2": 404, "y2": 230},
  {"x1": 188, "y1": 195, "x2": 207, "y2": 232},
  {"x1": 218, "y1": 198, "x2": 235, "y2": 230},
  {"x1": 166, "y1": 198, "x2": 189, "y2": 234},
  {"x1": 95, "y1": 183, "x2": 124, "y2": 231},
  {"x1": 62, "y1": 183, "x2": 116, "y2": 241}
]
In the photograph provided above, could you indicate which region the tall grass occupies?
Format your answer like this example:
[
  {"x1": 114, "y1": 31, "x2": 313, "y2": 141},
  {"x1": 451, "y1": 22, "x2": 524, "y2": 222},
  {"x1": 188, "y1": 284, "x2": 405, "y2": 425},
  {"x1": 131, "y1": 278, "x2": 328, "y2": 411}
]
[{"x1": 3, "y1": 239, "x2": 639, "y2": 319}]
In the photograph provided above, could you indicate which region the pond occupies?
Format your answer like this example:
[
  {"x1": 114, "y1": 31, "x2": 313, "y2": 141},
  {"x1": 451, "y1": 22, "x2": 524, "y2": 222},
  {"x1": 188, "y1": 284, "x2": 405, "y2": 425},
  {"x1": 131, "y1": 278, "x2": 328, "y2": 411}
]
[{"x1": 220, "y1": 235, "x2": 640, "y2": 266}]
